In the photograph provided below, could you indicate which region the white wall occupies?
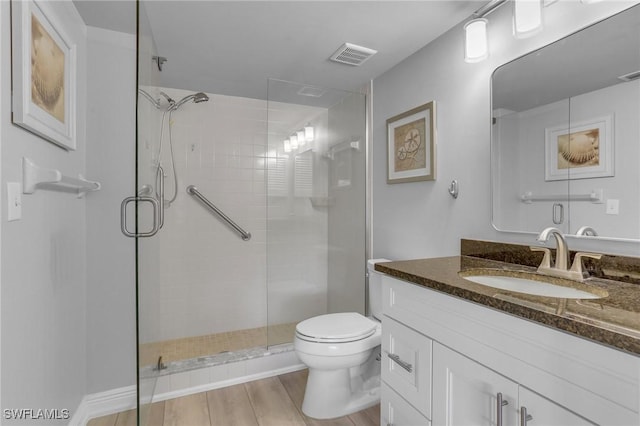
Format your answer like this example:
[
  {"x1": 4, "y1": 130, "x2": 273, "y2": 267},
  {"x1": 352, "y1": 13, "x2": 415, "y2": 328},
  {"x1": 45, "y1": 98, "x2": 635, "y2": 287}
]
[
  {"x1": 0, "y1": 1, "x2": 88, "y2": 423},
  {"x1": 372, "y1": 1, "x2": 640, "y2": 260},
  {"x1": 85, "y1": 27, "x2": 136, "y2": 395}
]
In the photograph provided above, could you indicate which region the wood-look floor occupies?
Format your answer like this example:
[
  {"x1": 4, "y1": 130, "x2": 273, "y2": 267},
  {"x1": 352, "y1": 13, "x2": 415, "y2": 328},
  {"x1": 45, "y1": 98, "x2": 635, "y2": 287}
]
[{"x1": 87, "y1": 369, "x2": 380, "y2": 426}]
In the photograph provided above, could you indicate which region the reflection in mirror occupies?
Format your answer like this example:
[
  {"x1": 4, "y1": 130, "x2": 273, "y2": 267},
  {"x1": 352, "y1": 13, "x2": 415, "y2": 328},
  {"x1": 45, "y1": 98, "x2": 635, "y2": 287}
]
[{"x1": 492, "y1": 4, "x2": 640, "y2": 241}]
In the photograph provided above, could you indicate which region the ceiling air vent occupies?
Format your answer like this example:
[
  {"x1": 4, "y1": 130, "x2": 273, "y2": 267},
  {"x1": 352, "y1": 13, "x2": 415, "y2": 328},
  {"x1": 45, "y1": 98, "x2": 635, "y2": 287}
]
[
  {"x1": 297, "y1": 86, "x2": 326, "y2": 98},
  {"x1": 619, "y1": 70, "x2": 640, "y2": 82},
  {"x1": 330, "y1": 43, "x2": 377, "y2": 66}
]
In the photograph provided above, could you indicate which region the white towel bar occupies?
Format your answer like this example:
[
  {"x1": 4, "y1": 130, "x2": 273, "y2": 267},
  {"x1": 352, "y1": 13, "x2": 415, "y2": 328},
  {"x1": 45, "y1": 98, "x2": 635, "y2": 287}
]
[
  {"x1": 22, "y1": 157, "x2": 101, "y2": 198},
  {"x1": 520, "y1": 189, "x2": 603, "y2": 204}
]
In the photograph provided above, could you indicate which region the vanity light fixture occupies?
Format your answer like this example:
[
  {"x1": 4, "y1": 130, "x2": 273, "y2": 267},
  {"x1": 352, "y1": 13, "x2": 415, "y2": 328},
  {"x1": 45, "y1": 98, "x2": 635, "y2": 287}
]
[
  {"x1": 513, "y1": 0, "x2": 543, "y2": 38},
  {"x1": 290, "y1": 134, "x2": 299, "y2": 149},
  {"x1": 297, "y1": 130, "x2": 305, "y2": 146},
  {"x1": 305, "y1": 123, "x2": 314, "y2": 142},
  {"x1": 463, "y1": 0, "x2": 560, "y2": 63},
  {"x1": 464, "y1": 18, "x2": 489, "y2": 63},
  {"x1": 284, "y1": 138, "x2": 292, "y2": 153},
  {"x1": 463, "y1": 0, "x2": 506, "y2": 63}
]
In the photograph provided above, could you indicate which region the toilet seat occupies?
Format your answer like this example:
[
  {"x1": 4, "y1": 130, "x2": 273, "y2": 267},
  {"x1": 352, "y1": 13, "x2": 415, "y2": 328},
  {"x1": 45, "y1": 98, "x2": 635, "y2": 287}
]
[{"x1": 296, "y1": 312, "x2": 378, "y2": 343}]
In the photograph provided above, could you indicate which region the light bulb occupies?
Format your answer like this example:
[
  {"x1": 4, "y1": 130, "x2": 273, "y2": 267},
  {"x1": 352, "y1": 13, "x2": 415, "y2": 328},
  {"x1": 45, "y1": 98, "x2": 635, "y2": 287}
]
[
  {"x1": 464, "y1": 19, "x2": 488, "y2": 63},
  {"x1": 514, "y1": 0, "x2": 543, "y2": 38},
  {"x1": 304, "y1": 123, "x2": 314, "y2": 141}
]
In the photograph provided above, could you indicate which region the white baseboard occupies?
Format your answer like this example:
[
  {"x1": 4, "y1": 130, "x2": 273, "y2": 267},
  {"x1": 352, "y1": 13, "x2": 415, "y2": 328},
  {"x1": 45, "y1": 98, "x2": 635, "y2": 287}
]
[{"x1": 69, "y1": 385, "x2": 136, "y2": 426}]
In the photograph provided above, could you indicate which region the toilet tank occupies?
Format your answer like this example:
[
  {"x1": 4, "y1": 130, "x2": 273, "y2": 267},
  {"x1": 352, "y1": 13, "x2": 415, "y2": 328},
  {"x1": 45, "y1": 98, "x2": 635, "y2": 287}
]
[{"x1": 367, "y1": 259, "x2": 391, "y2": 320}]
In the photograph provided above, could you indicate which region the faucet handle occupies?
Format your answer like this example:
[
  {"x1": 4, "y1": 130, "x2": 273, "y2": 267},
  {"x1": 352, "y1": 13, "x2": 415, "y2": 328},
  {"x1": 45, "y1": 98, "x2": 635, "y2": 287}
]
[
  {"x1": 570, "y1": 252, "x2": 602, "y2": 277},
  {"x1": 530, "y1": 246, "x2": 552, "y2": 269}
]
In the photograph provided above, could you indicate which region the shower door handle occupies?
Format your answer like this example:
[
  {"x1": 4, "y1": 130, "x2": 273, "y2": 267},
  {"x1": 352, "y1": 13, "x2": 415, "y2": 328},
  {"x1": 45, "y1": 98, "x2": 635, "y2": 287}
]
[{"x1": 120, "y1": 195, "x2": 160, "y2": 237}]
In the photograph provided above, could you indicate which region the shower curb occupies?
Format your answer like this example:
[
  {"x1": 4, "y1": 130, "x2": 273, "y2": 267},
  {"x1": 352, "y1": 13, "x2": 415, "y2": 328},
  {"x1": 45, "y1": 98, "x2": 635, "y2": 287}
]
[{"x1": 72, "y1": 348, "x2": 303, "y2": 425}]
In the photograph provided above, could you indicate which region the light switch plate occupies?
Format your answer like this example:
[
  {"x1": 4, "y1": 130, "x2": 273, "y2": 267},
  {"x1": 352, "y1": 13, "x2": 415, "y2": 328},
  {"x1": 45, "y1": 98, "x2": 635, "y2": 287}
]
[
  {"x1": 7, "y1": 182, "x2": 22, "y2": 221},
  {"x1": 606, "y1": 199, "x2": 619, "y2": 215}
]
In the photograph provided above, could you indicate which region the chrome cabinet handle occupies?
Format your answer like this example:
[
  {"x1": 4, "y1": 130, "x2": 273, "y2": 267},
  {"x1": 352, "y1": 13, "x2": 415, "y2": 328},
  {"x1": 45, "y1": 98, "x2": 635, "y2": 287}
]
[
  {"x1": 387, "y1": 353, "x2": 413, "y2": 373},
  {"x1": 497, "y1": 392, "x2": 509, "y2": 426},
  {"x1": 520, "y1": 407, "x2": 533, "y2": 426},
  {"x1": 120, "y1": 196, "x2": 160, "y2": 238}
]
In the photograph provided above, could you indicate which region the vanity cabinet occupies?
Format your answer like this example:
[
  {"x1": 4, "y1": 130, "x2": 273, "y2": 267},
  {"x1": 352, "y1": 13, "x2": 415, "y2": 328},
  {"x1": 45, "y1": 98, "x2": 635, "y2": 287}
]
[
  {"x1": 381, "y1": 275, "x2": 639, "y2": 426},
  {"x1": 433, "y1": 343, "x2": 595, "y2": 426},
  {"x1": 432, "y1": 342, "x2": 518, "y2": 426}
]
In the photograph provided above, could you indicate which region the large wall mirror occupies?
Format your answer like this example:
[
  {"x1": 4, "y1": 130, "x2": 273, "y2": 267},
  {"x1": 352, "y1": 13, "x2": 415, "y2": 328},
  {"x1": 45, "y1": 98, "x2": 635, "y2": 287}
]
[{"x1": 491, "y1": 4, "x2": 640, "y2": 241}]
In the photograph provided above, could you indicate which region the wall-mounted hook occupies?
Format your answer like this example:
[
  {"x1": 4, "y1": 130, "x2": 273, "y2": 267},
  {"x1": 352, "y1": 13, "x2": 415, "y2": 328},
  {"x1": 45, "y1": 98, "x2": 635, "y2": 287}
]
[
  {"x1": 152, "y1": 56, "x2": 167, "y2": 72},
  {"x1": 448, "y1": 180, "x2": 459, "y2": 199}
]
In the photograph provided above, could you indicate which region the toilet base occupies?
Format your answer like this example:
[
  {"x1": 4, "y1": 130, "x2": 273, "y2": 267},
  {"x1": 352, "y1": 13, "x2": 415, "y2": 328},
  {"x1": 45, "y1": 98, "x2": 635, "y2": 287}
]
[{"x1": 301, "y1": 351, "x2": 381, "y2": 419}]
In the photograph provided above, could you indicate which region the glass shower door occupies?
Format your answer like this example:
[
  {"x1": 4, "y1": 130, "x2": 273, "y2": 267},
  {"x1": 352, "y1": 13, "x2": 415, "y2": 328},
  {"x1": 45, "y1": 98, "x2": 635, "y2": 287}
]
[
  {"x1": 266, "y1": 79, "x2": 367, "y2": 347},
  {"x1": 135, "y1": 2, "x2": 163, "y2": 424}
]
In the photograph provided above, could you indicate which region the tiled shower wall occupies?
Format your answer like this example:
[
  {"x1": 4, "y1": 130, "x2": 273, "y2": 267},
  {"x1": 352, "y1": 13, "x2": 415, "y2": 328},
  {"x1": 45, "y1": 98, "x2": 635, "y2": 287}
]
[{"x1": 138, "y1": 88, "x2": 329, "y2": 344}]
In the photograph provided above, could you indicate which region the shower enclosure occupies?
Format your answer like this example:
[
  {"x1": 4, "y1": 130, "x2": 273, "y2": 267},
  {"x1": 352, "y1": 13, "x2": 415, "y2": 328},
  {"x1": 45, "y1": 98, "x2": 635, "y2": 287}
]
[{"x1": 133, "y1": 2, "x2": 368, "y2": 423}]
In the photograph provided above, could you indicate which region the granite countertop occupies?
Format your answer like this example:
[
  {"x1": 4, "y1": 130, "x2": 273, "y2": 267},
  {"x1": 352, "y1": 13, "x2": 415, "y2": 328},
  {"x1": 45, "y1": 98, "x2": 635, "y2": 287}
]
[{"x1": 375, "y1": 255, "x2": 640, "y2": 355}]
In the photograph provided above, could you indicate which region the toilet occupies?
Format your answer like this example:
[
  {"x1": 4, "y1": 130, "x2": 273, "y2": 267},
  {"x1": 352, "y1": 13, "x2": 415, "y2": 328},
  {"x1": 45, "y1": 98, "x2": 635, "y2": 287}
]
[{"x1": 294, "y1": 259, "x2": 390, "y2": 419}]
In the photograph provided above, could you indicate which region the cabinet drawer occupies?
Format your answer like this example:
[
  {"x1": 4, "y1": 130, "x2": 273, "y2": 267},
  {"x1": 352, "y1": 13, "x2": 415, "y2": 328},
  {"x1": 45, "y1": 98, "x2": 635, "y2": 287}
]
[
  {"x1": 382, "y1": 383, "x2": 431, "y2": 426},
  {"x1": 382, "y1": 316, "x2": 432, "y2": 419}
]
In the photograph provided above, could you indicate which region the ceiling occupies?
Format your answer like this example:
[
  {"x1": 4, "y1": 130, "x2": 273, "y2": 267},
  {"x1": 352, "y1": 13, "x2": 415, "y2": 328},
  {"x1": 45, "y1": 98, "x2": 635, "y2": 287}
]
[{"x1": 74, "y1": 1, "x2": 480, "y2": 101}]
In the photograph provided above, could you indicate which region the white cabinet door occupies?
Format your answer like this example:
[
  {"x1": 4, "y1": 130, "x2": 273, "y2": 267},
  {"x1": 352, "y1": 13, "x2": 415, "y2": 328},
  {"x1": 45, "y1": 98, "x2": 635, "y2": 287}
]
[
  {"x1": 518, "y1": 387, "x2": 596, "y2": 426},
  {"x1": 432, "y1": 343, "x2": 519, "y2": 426},
  {"x1": 382, "y1": 383, "x2": 431, "y2": 426}
]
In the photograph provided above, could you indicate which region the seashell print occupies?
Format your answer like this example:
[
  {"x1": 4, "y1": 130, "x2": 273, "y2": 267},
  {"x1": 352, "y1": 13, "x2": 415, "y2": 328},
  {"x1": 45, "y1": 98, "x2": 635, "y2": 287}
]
[
  {"x1": 31, "y1": 13, "x2": 65, "y2": 123},
  {"x1": 557, "y1": 129, "x2": 599, "y2": 166}
]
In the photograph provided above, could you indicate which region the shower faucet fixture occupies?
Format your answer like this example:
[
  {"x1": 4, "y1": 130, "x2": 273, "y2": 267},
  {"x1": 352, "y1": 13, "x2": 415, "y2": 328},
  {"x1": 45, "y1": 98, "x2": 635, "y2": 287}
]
[{"x1": 168, "y1": 92, "x2": 209, "y2": 111}]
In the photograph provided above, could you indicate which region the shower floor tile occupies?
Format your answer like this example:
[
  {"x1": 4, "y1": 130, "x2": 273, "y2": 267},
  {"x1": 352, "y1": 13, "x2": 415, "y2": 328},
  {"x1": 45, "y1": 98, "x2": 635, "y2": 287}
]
[{"x1": 139, "y1": 323, "x2": 297, "y2": 366}]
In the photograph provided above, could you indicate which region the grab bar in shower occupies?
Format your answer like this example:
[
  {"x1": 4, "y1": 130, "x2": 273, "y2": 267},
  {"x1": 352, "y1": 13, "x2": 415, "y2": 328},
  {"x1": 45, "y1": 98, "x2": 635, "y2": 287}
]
[{"x1": 186, "y1": 185, "x2": 252, "y2": 241}]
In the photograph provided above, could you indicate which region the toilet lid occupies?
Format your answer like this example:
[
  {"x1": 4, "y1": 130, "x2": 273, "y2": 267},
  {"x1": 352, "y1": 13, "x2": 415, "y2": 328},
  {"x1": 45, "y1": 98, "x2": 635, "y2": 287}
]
[{"x1": 296, "y1": 312, "x2": 378, "y2": 343}]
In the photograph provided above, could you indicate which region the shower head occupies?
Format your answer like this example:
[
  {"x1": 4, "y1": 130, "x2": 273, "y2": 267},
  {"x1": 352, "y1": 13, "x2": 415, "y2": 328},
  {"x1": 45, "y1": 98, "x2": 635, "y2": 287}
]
[
  {"x1": 192, "y1": 92, "x2": 209, "y2": 103},
  {"x1": 169, "y1": 92, "x2": 209, "y2": 111}
]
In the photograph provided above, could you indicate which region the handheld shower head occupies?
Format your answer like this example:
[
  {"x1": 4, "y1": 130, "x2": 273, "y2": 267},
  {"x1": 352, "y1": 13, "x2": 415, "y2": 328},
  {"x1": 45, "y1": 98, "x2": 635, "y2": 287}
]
[
  {"x1": 192, "y1": 92, "x2": 209, "y2": 103},
  {"x1": 169, "y1": 92, "x2": 209, "y2": 111}
]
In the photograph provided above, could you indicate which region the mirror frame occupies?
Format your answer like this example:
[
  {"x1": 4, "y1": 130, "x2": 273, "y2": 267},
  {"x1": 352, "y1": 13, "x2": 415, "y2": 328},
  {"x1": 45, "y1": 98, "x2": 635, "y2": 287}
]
[{"x1": 489, "y1": 4, "x2": 640, "y2": 244}]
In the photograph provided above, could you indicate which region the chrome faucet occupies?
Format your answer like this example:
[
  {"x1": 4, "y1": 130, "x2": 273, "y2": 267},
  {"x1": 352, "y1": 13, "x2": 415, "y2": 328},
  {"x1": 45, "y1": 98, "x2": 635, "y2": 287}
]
[
  {"x1": 531, "y1": 227, "x2": 602, "y2": 282},
  {"x1": 576, "y1": 226, "x2": 598, "y2": 237},
  {"x1": 536, "y1": 227, "x2": 569, "y2": 271}
]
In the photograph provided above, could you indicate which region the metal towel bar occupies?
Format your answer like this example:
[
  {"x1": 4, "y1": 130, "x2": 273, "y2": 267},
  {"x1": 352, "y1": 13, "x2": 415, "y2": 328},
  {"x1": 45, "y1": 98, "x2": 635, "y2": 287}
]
[{"x1": 186, "y1": 185, "x2": 252, "y2": 241}]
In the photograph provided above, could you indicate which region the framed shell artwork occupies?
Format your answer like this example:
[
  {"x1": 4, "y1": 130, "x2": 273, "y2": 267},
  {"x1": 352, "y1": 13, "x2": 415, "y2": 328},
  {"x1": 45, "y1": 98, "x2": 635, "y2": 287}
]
[
  {"x1": 387, "y1": 102, "x2": 436, "y2": 184},
  {"x1": 545, "y1": 115, "x2": 613, "y2": 181},
  {"x1": 11, "y1": 0, "x2": 78, "y2": 150}
]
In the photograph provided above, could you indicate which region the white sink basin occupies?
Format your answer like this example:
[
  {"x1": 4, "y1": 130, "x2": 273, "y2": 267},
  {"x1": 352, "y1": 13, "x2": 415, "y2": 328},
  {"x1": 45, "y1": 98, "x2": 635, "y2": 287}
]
[{"x1": 463, "y1": 274, "x2": 605, "y2": 299}]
